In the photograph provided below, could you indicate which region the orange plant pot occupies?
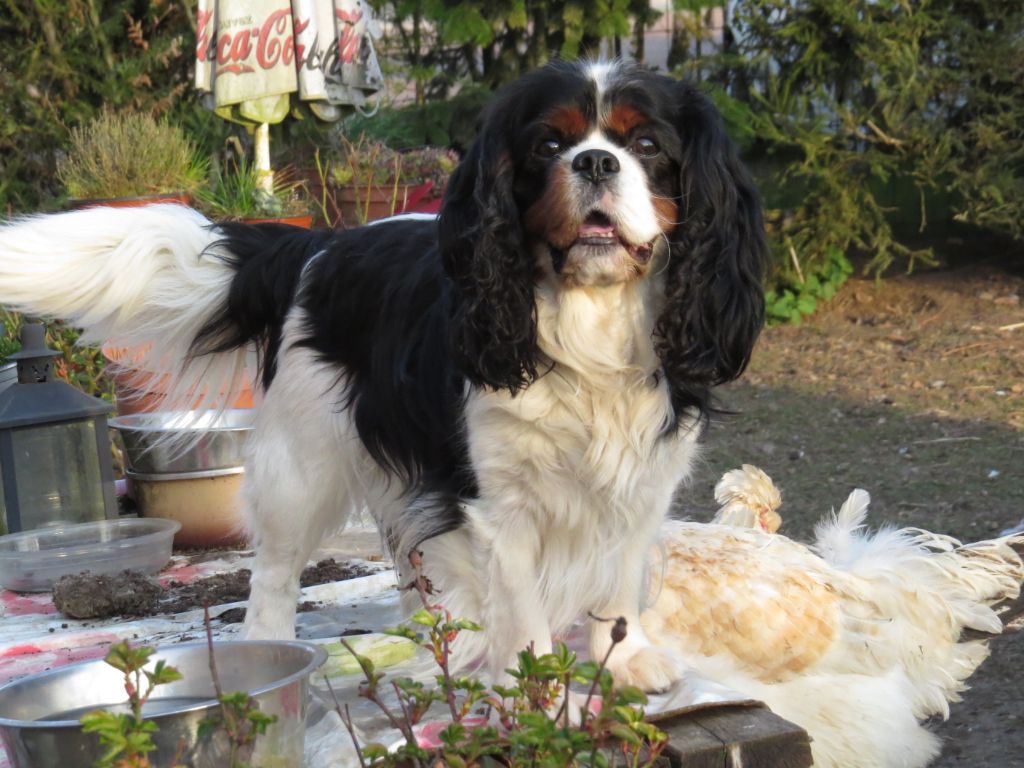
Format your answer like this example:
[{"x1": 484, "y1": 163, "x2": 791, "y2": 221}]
[
  {"x1": 103, "y1": 345, "x2": 255, "y2": 417},
  {"x1": 69, "y1": 192, "x2": 193, "y2": 210},
  {"x1": 241, "y1": 214, "x2": 314, "y2": 228},
  {"x1": 335, "y1": 182, "x2": 434, "y2": 226}
]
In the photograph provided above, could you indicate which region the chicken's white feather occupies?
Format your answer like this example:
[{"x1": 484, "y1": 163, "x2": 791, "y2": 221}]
[{"x1": 644, "y1": 467, "x2": 1024, "y2": 768}]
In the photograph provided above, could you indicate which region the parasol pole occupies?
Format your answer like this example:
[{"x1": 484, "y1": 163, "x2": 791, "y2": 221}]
[{"x1": 254, "y1": 122, "x2": 273, "y2": 193}]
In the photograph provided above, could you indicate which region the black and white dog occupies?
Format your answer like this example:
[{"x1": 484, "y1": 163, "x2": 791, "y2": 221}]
[{"x1": 0, "y1": 60, "x2": 766, "y2": 691}]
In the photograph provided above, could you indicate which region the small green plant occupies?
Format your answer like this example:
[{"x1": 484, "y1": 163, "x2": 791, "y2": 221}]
[
  {"x1": 57, "y1": 110, "x2": 207, "y2": 201},
  {"x1": 80, "y1": 607, "x2": 278, "y2": 768},
  {"x1": 195, "y1": 155, "x2": 310, "y2": 222},
  {"x1": 80, "y1": 641, "x2": 184, "y2": 768},
  {"x1": 765, "y1": 245, "x2": 854, "y2": 325},
  {"x1": 332, "y1": 551, "x2": 669, "y2": 767},
  {"x1": 197, "y1": 606, "x2": 279, "y2": 768}
]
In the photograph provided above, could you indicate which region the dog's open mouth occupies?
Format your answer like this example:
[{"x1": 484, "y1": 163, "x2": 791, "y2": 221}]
[{"x1": 557, "y1": 211, "x2": 654, "y2": 264}]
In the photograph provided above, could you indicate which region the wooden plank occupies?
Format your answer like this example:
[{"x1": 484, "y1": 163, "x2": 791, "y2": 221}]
[
  {"x1": 693, "y1": 706, "x2": 813, "y2": 768},
  {"x1": 658, "y1": 705, "x2": 812, "y2": 768},
  {"x1": 659, "y1": 716, "x2": 726, "y2": 768}
]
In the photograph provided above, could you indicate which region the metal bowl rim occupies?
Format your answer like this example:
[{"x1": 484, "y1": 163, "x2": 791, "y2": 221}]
[
  {"x1": 0, "y1": 518, "x2": 181, "y2": 560},
  {"x1": 125, "y1": 467, "x2": 245, "y2": 481},
  {"x1": 0, "y1": 640, "x2": 327, "y2": 729},
  {"x1": 109, "y1": 410, "x2": 254, "y2": 434}
]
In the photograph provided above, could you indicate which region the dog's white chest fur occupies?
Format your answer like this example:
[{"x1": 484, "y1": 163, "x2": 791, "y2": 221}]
[{"x1": 461, "y1": 283, "x2": 701, "y2": 631}]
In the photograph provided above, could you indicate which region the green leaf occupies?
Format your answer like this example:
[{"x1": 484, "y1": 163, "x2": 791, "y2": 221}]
[
  {"x1": 361, "y1": 743, "x2": 389, "y2": 760},
  {"x1": 608, "y1": 723, "x2": 643, "y2": 745},
  {"x1": 410, "y1": 609, "x2": 438, "y2": 627}
]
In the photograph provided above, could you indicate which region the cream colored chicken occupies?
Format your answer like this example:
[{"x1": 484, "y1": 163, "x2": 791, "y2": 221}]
[{"x1": 643, "y1": 466, "x2": 1024, "y2": 768}]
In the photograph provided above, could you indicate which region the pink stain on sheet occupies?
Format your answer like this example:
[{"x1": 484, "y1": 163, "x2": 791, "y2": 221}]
[
  {"x1": 157, "y1": 560, "x2": 202, "y2": 586},
  {"x1": 0, "y1": 632, "x2": 120, "y2": 685},
  {"x1": 1, "y1": 590, "x2": 56, "y2": 616}
]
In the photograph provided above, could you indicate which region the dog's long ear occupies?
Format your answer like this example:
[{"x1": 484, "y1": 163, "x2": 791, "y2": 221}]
[
  {"x1": 656, "y1": 84, "x2": 768, "y2": 401},
  {"x1": 438, "y1": 104, "x2": 538, "y2": 393}
]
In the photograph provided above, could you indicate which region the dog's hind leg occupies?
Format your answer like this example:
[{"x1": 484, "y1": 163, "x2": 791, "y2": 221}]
[{"x1": 240, "y1": 338, "x2": 369, "y2": 641}]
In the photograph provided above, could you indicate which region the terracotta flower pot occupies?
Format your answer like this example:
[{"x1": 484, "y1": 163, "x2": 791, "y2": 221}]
[
  {"x1": 335, "y1": 182, "x2": 435, "y2": 226},
  {"x1": 241, "y1": 214, "x2": 314, "y2": 228},
  {"x1": 68, "y1": 192, "x2": 193, "y2": 210},
  {"x1": 102, "y1": 345, "x2": 254, "y2": 417}
]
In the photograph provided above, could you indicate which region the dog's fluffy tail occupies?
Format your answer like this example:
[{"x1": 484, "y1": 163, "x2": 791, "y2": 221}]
[{"x1": 0, "y1": 204, "x2": 326, "y2": 413}]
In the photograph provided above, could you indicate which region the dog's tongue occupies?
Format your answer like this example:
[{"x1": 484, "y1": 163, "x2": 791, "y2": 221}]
[
  {"x1": 578, "y1": 222, "x2": 616, "y2": 237},
  {"x1": 578, "y1": 214, "x2": 616, "y2": 238}
]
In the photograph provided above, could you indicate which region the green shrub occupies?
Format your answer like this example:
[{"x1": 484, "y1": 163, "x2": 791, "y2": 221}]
[
  {"x1": 341, "y1": 87, "x2": 492, "y2": 152},
  {"x1": 703, "y1": 0, "x2": 1024, "y2": 283},
  {"x1": 0, "y1": 2, "x2": 198, "y2": 212},
  {"x1": 57, "y1": 110, "x2": 206, "y2": 200}
]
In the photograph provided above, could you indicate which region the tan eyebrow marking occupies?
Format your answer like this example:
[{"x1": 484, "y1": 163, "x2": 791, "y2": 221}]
[
  {"x1": 545, "y1": 106, "x2": 589, "y2": 137},
  {"x1": 604, "y1": 104, "x2": 647, "y2": 136}
]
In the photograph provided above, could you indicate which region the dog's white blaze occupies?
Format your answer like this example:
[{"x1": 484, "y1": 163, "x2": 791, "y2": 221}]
[
  {"x1": 586, "y1": 59, "x2": 620, "y2": 119},
  {"x1": 563, "y1": 130, "x2": 663, "y2": 245}
]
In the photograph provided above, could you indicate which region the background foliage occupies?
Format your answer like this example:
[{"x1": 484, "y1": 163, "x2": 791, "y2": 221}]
[
  {"x1": 0, "y1": 0, "x2": 1021, "y2": 327},
  {"x1": 0, "y1": 0, "x2": 201, "y2": 212},
  {"x1": 704, "y1": 0, "x2": 1023, "y2": 281}
]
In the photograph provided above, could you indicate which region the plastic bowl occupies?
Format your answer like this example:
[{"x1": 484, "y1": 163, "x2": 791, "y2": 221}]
[
  {"x1": 110, "y1": 409, "x2": 254, "y2": 474},
  {"x1": 0, "y1": 518, "x2": 181, "y2": 592}
]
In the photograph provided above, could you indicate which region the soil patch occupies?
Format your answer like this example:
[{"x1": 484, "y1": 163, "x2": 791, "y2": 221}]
[
  {"x1": 51, "y1": 559, "x2": 371, "y2": 621},
  {"x1": 53, "y1": 571, "x2": 163, "y2": 620}
]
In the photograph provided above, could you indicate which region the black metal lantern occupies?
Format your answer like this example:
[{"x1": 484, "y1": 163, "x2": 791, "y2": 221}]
[{"x1": 0, "y1": 322, "x2": 117, "y2": 534}]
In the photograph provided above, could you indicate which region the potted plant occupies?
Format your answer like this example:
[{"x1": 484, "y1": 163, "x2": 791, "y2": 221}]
[
  {"x1": 318, "y1": 135, "x2": 457, "y2": 226},
  {"x1": 58, "y1": 110, "x2": 207, "y2": 208},
  {"x1": 195, "y1": 158, "x2": 314, "y2": 228}
]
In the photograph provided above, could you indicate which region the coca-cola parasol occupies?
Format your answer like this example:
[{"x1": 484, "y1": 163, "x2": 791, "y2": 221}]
[{"x1": 194, "y1": 0, "x2": 383, "y2": 187}]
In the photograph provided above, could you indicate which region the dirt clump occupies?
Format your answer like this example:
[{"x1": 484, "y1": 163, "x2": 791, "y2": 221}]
[
  {"x1": 300, "y1": 558, "x2": 371, "y2": 587},
  {"x1": 49, "y1": 558, "x2": 372, "y2": 621},
  {"x1": 53, "y1": 570, "x2": 163, "y2": 619}
]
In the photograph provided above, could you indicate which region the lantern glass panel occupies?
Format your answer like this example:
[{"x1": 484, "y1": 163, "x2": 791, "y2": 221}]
[{"x1": 10, "y1": 419, "x2": 106, "y2": 528}]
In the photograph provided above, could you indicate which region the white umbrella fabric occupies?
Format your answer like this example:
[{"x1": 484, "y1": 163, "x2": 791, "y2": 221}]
[{"x1": 194, "y1": 0, "x2": 383, "y2": 187}]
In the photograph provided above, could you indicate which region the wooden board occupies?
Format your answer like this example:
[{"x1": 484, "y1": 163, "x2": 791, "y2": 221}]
[{"x1": 659, "y1": 705, "x2": 813, "y2": 768}]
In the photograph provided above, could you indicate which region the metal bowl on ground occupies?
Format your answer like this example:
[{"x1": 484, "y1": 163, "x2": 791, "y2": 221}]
[
  {"x1": 0, "y1": 640, "x2": 326, "y2": 768},
  {"x1": 110, "y1": 409, "x2": 254, "y2": 475},
  {"x1": 125, "y1": 468, "x2": 246, "y2": 547},
  {"x1": 0, "y1": 518, "x2": 180, "y2": 592}
]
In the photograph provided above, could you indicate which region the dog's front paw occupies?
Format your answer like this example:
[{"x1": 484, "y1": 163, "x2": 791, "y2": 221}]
[{"x1": 604, "y1": 643, "x2": 683, "y2": 693}]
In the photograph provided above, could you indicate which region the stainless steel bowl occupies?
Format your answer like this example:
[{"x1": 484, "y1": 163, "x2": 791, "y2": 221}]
[
  {"x1": 110, "y1": 409, "x2": 254, "y2": 474},
  {"x1": 0, "y1": 640, "x2": 326, "y2": 768}
]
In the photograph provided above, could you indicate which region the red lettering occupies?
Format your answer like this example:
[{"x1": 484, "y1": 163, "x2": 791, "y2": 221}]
[
  {"x1": 196, "y1": 9, "x2": 214, "y2": 61},
  {"x1": 229, "y1": 29, "x2": 253, "y2": 63},
  {"x1": 337, "y1": 29, "x2": 359, "y2": 64},
  {"x1": 216, "y1": 32, "x2": 233, "y2": 65},
  {"x1": 334, "y1": 9, "x2": 363, "y2": 65},
  {"x1": 256, "y1": 9, "x2": 292, "y2": 69}
]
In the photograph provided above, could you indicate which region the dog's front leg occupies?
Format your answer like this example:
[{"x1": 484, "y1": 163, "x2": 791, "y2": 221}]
[
  {"x1": 589, "y1": 541, "x2": 683, "y2": 693},
  {"x1": 476, "y1": 517, "x2": 553, "y2": 685}
]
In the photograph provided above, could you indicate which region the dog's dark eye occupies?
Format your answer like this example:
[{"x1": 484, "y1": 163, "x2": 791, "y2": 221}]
[
  {"x1": 536, "y1": 139, "x2": 563, "y2": 158},
  {"x1": 630, "y1": 137, "x2": 659, "y2": 157}
]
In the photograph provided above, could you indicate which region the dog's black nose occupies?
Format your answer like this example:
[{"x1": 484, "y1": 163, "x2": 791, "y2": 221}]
[{"x1": 572, "y1": 149, "x2": 620, "y2": 183}]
